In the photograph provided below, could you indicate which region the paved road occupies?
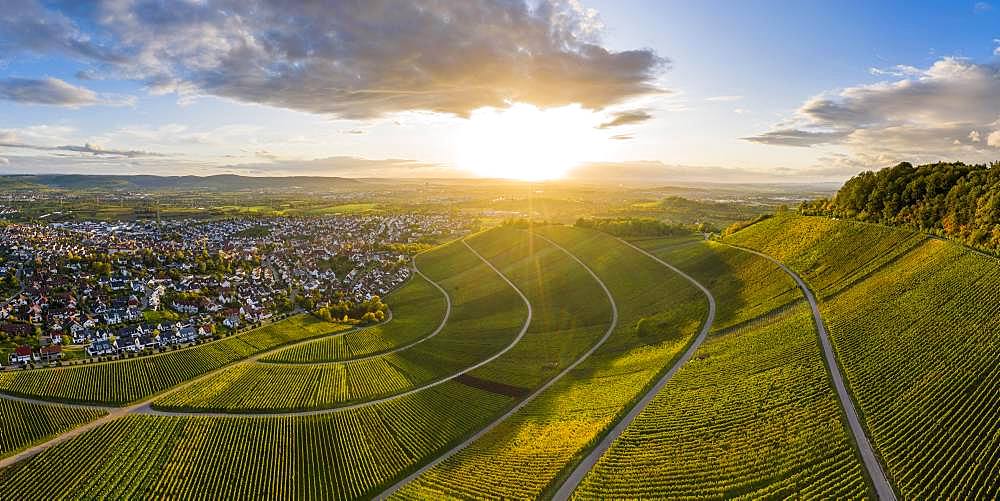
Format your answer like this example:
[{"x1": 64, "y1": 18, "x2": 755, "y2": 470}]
[
  {"x1": 552, "y1": 237, "x2": 717, "y2": 501},
  {"x1": 377, "y1": 232, "x2": 619, "y2": 499},
  {"x1": 725, "y1": 244, "x2": 897, "y2": 501},
  {"x1": 258, "y1": 263, "x2": 452, "y2": 365}
]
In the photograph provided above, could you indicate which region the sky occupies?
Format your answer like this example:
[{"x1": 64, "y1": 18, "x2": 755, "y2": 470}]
[{"x1": 2, "y1": 0, "x2": 1000, "y2": 183}]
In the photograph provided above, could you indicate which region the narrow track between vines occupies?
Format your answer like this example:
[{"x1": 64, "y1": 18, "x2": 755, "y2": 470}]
[
  {"x1": 378, "y1": 231, "x2": 619, "y2": 499},
  {"x1": 724, "y1": 244, "x2": 897, "y2": 501},
  {"x1": 552, "y1": 237, "x2": 716, "y2": 500}
]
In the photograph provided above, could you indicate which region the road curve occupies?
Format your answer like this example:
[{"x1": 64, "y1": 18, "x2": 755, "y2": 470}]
[
  {"x1": 259, "y1": 262, "x2": 452, "y2": 365},
  {"x1": 552, "y1": 237, "x2": 717, "y2": 501},
  {"x1": 724, "y1": 244, "x2": 897, "y2": 501},
  {"x1": 377, "y1": 231, "x2": 619, "y2": 499}
]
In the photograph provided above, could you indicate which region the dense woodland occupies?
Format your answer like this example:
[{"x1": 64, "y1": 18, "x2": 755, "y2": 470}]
[{"x1": 800, "y1": 161, "x2": 1000, "y2": 252}]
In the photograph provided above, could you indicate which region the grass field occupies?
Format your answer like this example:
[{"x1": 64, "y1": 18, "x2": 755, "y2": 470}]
[
  {"x1": 0, "y1": 400, "x2": 107, "y2": 459},
  {"x1": 394, "y1": 225, "x2": 709, "y2": 499},
  {"x1": 261, "y1": 273, "x2": 447, "y2": 363},
  {"x1": 726, "y1": 215, "x2": 1000, "y2": 498},
  {"x1": 573, "y1": 303, "x2": 867, "y2": 498},
  {"x1": 0, "y1": 315, "x2": 348, "y2": 405}
]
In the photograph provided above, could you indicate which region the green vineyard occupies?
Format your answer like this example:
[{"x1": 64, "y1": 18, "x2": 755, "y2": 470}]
[
  {"x1": 0, "y1": 315, "x2": 349, "y2": 405},
  {"x1": 1, "y1": 221, "x2": 997, "y2": 498},
  {"x1": 726, "y1": 215, "x2": 1000, "y2": 498},
  {"x1": 394, "y1": 226, "x2": 709, "y2": 499},
  {"x1": 261, "y1": 272, "x2": 448, "y2": 363},
  {"x1": 0, "y1": 400, "x2": 107, "y2": 458},
  {"x1": 574, "y1": 304, "x2": 867, "y2": 499}
]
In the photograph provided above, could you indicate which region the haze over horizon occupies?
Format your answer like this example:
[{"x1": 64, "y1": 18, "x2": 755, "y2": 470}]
[{"x1": 3, "y1": 0, "x2": 1000, "y2": 183}]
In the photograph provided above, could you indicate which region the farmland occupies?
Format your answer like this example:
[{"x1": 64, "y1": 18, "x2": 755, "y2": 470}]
[
  {"x1": 0, "y1": 315, "x2": 349, "y2": 405},
  {"x1": 573, "y1": 304, "x2": 867, "y2": 498},
  {"x1": 0, "y1": 400, "x2": 106, "y2": 458},
  {"x1": 1, "y1": 216, "x2": 998, "y2": 498},
  {"x1": 394, "y1": 226, "x2": 709, "y2": 499},
  {"x1": 261, "y1": 273, "x2": 448, "y2": 363},
  {"x1": 726, "y1": 214, "x2": 1000, "y2": 498},
  {"x1": 153, "y1": 236, "x2": 529, "y2": 412}
]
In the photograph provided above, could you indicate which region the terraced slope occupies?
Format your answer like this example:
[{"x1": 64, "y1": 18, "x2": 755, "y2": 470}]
[
  {"x1": 0, "y1": 382, "x2": 514, "y2": 499},
  {"x1": 0, "y1": 315, "x2": 348, "y2": 405},
  {"x1": 153, "y1": 237, "x2": 527, "y2": 412},
  {"x1": 0, "y1": 400, "x2": 107, "y2": 458},
  {"x1": 635, "y1": 238, "x2": 800, "y2": 331},
  {"x1": 0, "y1": 227, "x2": 620, "y2": 498},
  {"x1": 726, "y1": 215, "x2": 1000, "y2": 498},
  {"x1": 573, "y1": 304, "x2": 868, "y2": 499},
  {"x1": 261, "y1": 272, "x2": 448, "y2": 363},
  {"x1": 393, "y1": 226, "x2": 709, "y2": 499}
]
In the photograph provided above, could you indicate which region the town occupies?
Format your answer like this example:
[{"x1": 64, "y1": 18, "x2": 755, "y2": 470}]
[{"x1": 0, "y1": 214, "x2": 470, "y2": 368}]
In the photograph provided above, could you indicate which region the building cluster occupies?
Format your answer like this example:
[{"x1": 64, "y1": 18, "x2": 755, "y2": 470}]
[{"x1": 0, "y1": 214, "x2": 467, "y2": 367}]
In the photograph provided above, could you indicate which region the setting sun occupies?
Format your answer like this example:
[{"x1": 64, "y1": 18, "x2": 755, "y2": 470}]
[{"x1": 455, "y1": 104, "x2": 604, "y2": 181}]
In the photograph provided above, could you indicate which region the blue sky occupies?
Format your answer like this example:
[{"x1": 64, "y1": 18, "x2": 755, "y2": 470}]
[{"x1": 2, "y1": 0, "x2": 1000, "y2": 182}]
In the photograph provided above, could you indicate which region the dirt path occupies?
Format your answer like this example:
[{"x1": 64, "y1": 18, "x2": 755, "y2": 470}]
[
  {"x1": 551, "y1": 237, "x2": 717, "y2": 501},
  {"x1": 376, "y1": 232, "x2": 619, "y2": 499},
  {"x1": 724, "y1": 244, "x2": 897, "y2": 501}
]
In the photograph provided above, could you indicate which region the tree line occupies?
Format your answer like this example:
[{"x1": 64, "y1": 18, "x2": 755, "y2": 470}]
[
  {"x1": 575, "y1": 217, "x2": 697, "y2": 237},
  {"x1": 800, "y1": 161, "x2": 1000, "y2": 252}
]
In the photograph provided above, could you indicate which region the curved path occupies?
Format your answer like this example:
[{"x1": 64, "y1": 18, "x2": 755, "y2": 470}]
[
  {"x1": 552, "y1": 237, "x2": 717, "y2": 500},
  {"x1": 377, "y1": 232, "x2": 620, "y2": 499},
  {"x1": 142, "y1": 239, "x2": 531, "y2": 417},
  {"x1": 724, "y1": 244, "x2": 897, "y2": 501},
  {"x1": 258, "y1": 262, "x2": 452, "y2": 365}
]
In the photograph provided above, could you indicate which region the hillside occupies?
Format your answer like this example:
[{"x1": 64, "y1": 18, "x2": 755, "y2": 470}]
[
  {"x1": 0, "y1": 221, "x2": 996, "y2": 498},
  {"x1": 724, "y1": 214, "x2": 1000, "y2": 498}
]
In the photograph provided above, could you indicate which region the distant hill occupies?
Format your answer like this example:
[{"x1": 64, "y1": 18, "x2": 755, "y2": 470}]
[{"x1": 0, "y1": 174, "x2": 366, "y2": 192}]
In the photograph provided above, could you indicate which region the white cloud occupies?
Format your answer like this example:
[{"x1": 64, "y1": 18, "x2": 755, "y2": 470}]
[
  {"x1": 0, "y1": 77, "x2": 133, "y2": 107},
  {"x1": 988, "y1": 130, "x2": 1000, "y2": 147},
  {"x1": 4, "y1": 1, "x2": 667, "y2": 118},
  {"x1": 746, "y1": 56, "x2": 1000, "y2": 164}
]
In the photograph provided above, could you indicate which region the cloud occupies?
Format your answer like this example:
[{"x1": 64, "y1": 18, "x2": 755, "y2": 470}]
[
  {"x1": 8, "y1": 0, "x2": 666, "y2": 118},
  {"x1": 0, "y1": 157, "x2": 8, "y2": 165},
  {"x1": 609, "y1": 133, "x2": 633, "y2": 140},
  {"x1": 743, "y1": 128, "x2": 851, "y2": 147},
  {"x1": 0, "y1": 138, "x2": 165, "y2": 158},
  {"x1": 597, "y1": 110, "x2": 653, "y2": 129},
  {"x1": 705, "y1": 95, "x2": 743, "y2": 102},
  {"x1": 0, "y1": 77, "x2": 133, "y2": 107},
  {"x1": 0, "y1": 0, "x2": 125, "y2": 63},
  {"x1": 988, "y1": 130, "x2": 1000, "y2": 147},
  {"x1": 974, "y1": 2, "x2": 993, "y2": 13},
  {"x1": 748, "y1": 56, "x2": 1000, "y2": 163}
]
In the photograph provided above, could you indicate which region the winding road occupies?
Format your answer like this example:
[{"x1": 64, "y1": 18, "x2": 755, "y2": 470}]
[
  {"x1": 377, "y1": 232, "x2": 620, "y2": 499},
  {"x1": 724, "y1": 244, "x2": 897, "y2": 501},
  {"x1": 551, "y1": 237, "x2": 717, "y2": 500}
]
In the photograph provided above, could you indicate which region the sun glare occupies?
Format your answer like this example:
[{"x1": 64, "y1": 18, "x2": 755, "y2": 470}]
[{"x1": 455, "y1": 103, "x2": 604, "y2": 181}]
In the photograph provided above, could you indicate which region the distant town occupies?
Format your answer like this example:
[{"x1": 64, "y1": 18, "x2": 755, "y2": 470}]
[{"x1": 0, "y1": 214, "x2": 470, "y2": 368}]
